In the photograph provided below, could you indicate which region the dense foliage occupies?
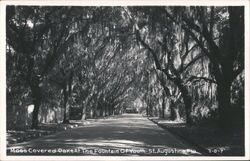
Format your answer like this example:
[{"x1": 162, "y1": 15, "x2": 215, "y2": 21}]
[{"x1": 6, "y1": 6, "x2": 244, "y2": 130}]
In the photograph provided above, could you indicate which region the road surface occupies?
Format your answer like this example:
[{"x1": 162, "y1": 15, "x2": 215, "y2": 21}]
[{"x1": 7, "y1": 114, "x2": 201, "y2": 156}]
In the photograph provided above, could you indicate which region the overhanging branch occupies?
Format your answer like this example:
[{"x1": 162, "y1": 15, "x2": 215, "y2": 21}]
[{"x1": 186, "y1": 75, "x2": 216, "y2": 84}]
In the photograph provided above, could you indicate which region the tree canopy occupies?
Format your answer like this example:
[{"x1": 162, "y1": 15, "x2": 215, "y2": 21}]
[{"x1": 6, "y1": 5, "x2": 244, "y2": 130}]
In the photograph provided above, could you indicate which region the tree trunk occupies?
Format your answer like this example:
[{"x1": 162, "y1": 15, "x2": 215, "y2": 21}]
[
  {"x1": 104, "y1": 104, "x2": 107, "y2": 116},
  {"x1": 81, "y1": 90, "x2": 93, "y2": 119},
  {"x1": 81, "y1": 105, "x2": 87, "y2": 121},
  {"x1": 31, "y1": 99, "x2": 41, "y2": 129},
  {"x1": 93, "y1": 102, "x2": 98, "y2": 118},
  {"x1": 62, "y1": 70, "x2": 73, "y2": 123},
  {"x1": 30, "y1": 76, "x2": 42, "y2": 129},
  {"x1": 217, "y1": 80, "x2": 232, "y2": 129},
  {"x1": 169, "y1": 100, "x2": 177, "y2": 121},
  {"x1": 175, "y1": 108, "x2": 181, "y2": 121},
  {"x1": 63, "y1": 87, "x2": 70, "y2": 123},
  {"x1": 111, "y1": 106, "x2": 114, "y2": 116},
  {"x1": 146, "y1": 104, "x2": 149, "y2": 117},
  {"x1": 149, "y1": 105, "x2": 153, "y2": 117},
  {"x1": 174, "y1": 79, "x2": 193, "y2": 125},
  {"x1": 162, "y1": 96, "x2": 165, "y2": 119},
  {"x1": 183, "y1": 94, "x2": 192, "y2": 125},
  {"x1": 99, "y1": 102, "x2": 103, "y2": 117}
]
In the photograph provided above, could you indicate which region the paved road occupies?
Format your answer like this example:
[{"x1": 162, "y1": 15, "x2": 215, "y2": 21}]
[{"x1": 7, "y1": 114, "x2": 201, "y2": 156}]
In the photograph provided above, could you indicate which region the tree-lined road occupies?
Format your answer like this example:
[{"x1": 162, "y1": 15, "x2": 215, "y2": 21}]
[
  {"x1": 8, "y1": 114, "x2": 201, "y2": 156},
  {"x1": 6, "y1": 6, "x2": 244, "y2": 157}
]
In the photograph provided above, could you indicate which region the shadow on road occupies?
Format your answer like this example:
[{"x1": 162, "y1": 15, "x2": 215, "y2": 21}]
[{"x1": 7, "y1": 114, "x2": 201, "y2": 156}]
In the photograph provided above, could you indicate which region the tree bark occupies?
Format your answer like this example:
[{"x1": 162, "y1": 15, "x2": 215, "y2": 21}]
[
  {"x1": 162, "y1": 96, "x2": 165, "y2": 119},
  {"x1": 104, "y1": 104, "x2": 107, "y2": 116},
  {"x1": 93, "y1": 101, "x2": 98, "y2": 118},
  {"x1": 81, "y1": 105, "x2": 87, "y2": 121},
  {"x1": 62, "y1": 70, "x2": 73, "y2": 124},
  {"x1": 169, "y1": 100, "x2": 176, "y2": 121},
  {"x1": 217, "y1": 80, "x2": 232, "y2": 129},
  {"x1": 174, "y1": 78, "x2": 193, "y2": 125},
  {"x1": 63, "y1": 86, "x2": 70, "y2": 123},
  {"x1": 31, "y1": 98, "x2": 41, "y2": 129},
  {"x1": 99, "y1": 101, "x2": 104, "y2": 117},
  {"x1": 109, "y1": 106, "x2": 114, "y2": 116},
  {"x1": 30, "y1": 75, "x2": 42, "y2": 129}
]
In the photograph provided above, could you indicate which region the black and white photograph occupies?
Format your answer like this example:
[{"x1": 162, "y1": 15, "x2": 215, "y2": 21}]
[{"x1": 0, "y1": 0, "x2": 249, "y2": 160}]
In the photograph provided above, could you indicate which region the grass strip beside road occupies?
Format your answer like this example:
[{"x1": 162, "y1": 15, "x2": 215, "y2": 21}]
[
  {"x1": 7, "y1": 121, "x2": 89, "y2": 145},
  {"x1": 149, "y1": 118, "x2": 244, "y2": 156}
]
